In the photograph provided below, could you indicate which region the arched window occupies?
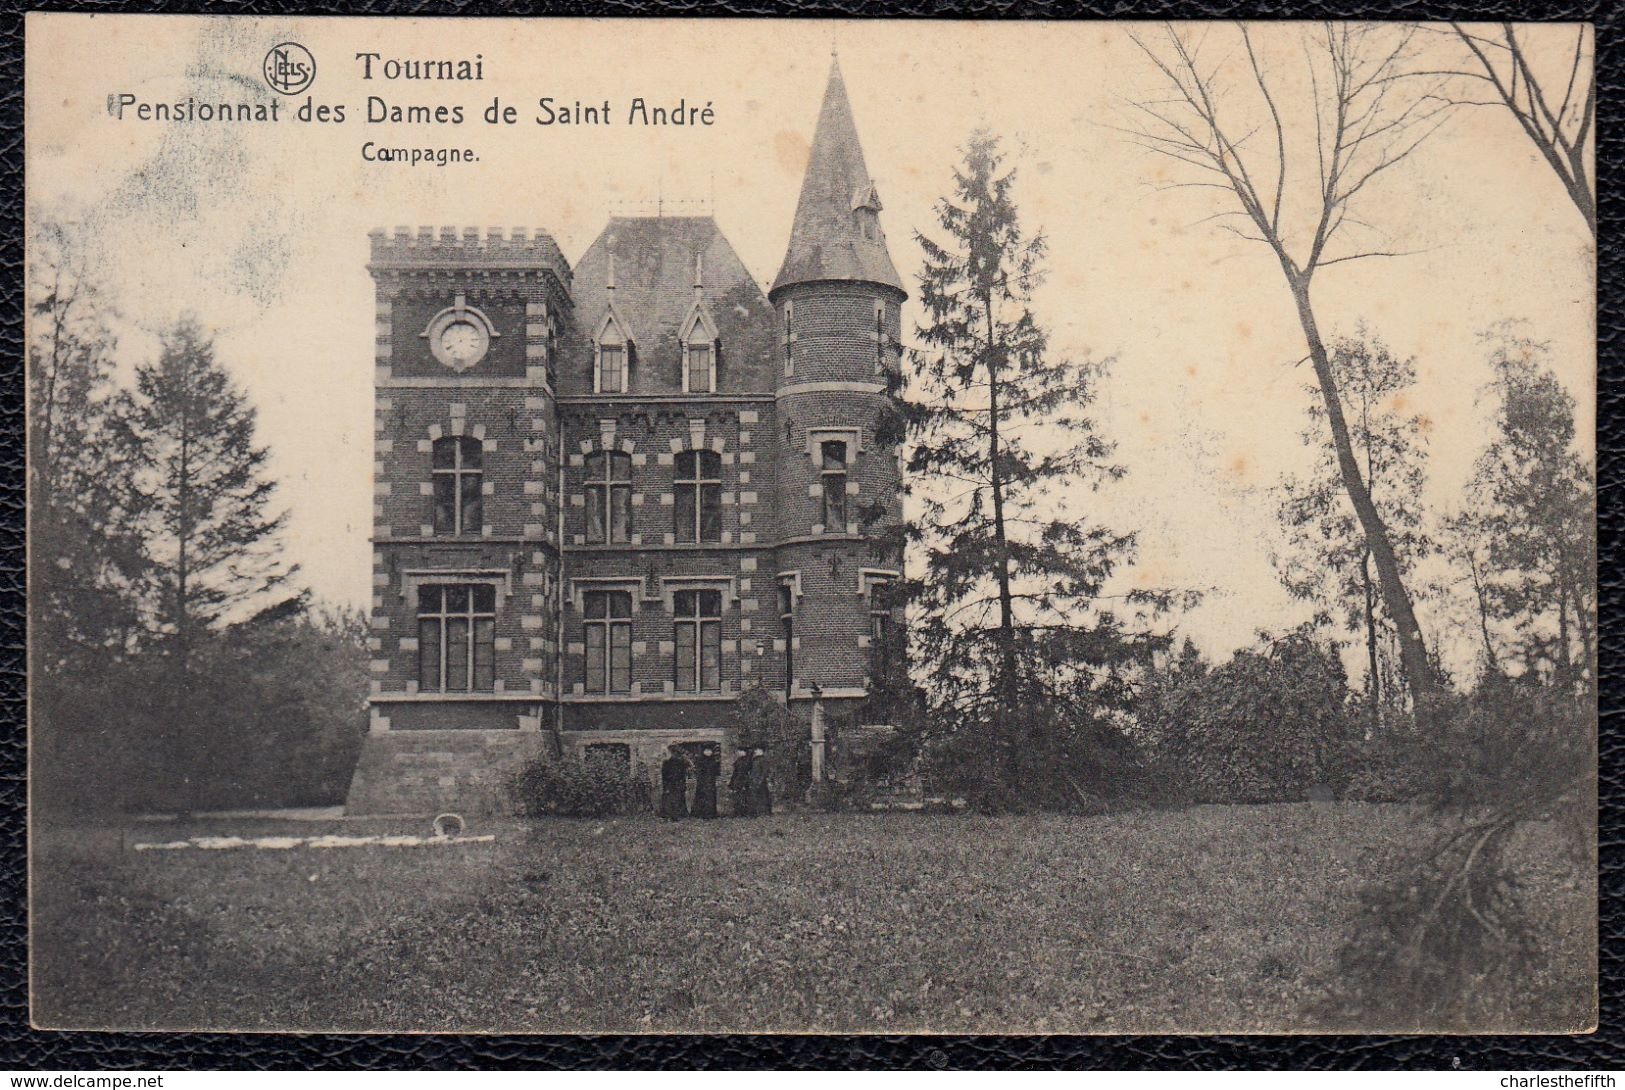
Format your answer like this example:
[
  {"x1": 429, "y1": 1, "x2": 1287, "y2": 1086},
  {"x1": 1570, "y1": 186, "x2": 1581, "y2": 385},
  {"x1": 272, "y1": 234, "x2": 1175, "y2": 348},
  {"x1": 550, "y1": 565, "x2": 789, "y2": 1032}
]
[
  {"x1": 584, "y1": 450, "x2": 632, "y2": 544},
  {"x1": 432, "y1": 436, "x2": 483, "y2": 536},
  {"x1": 674, "y1": 449, "x2": 722, "y2": 543}
]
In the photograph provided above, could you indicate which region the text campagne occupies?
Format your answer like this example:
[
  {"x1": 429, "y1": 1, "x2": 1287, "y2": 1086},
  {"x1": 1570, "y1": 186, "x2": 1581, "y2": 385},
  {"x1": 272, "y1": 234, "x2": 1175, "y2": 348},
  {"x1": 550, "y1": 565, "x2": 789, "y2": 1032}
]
[{"x1": 105, "y1": 51, "x2": 717, "y2": 167}]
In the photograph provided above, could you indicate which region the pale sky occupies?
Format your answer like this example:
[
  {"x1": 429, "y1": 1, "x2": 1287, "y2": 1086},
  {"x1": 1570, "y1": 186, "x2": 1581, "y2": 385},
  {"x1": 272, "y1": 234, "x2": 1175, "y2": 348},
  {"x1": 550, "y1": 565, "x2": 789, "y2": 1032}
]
[{"x1": 26, "y1": 16, "x2": 1595, "y2": 671}]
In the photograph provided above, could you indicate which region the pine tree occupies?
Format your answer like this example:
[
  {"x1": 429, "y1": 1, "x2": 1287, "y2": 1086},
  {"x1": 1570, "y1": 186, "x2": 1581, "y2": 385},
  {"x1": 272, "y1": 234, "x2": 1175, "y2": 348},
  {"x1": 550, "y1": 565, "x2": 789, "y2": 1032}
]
[
  {"x1": 905, "y1": 131, "x2": 1174, "y2": 809},
  {"x1": 111, "y1": 318, "x2": 297, "y2": 672},
  {"x1": 109, "y1": 317, "x2": 298, "y2": 805},
  {"x1": 1275, "y1": 329, "x2": 1433, "y2": 734}
]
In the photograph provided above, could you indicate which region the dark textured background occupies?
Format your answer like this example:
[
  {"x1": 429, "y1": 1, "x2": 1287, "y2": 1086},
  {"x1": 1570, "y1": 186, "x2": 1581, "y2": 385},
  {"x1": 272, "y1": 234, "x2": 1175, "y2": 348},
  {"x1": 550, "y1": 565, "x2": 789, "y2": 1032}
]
[{"x1": 1, "y1": 0, "x2": 1617, "y2": 1070}]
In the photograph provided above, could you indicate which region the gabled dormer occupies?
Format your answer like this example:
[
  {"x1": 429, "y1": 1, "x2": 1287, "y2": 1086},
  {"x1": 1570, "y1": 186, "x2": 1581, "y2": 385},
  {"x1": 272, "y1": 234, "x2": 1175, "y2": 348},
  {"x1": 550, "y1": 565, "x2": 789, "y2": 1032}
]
[
  {"x1": 566, "y1": 216, "x2": 775, "y2": 397},
  {"x1": 593, "y1": 306, "x2": 634, "y2": 394},
  {"x1": 593, "y1": 250, "x2": 636, "y2": 394},
  {"x1": 851, "y1": 181, "x2": 884, "y2": 242},
  {"x1": 678, "y1": 251, "x2": 720, "y2": 393}
]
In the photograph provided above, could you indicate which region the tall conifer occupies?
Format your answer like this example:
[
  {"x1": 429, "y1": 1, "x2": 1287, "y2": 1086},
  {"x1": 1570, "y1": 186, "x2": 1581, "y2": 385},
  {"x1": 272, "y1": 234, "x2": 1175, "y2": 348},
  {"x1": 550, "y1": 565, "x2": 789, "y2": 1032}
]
[
  {"x1": 904, "y1": 132, "x2": 1174, "y2": 808},
  {"x1": 110, "y1": 319, "x2": 297, "y2": 680}
]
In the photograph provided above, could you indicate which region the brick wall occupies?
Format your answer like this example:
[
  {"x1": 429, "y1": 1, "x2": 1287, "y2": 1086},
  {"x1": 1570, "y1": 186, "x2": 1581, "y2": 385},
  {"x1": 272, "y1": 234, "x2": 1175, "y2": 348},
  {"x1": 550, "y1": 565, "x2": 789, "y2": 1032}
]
[
  {"x1": 558, "y1": 402, "x2": 765, "y2": 548},
  {"x1": 359, "y1": 235, "x2": 903, "y2": 757},
  {"x1": 373, "y1": 387, "x2": 555, "y2": 541},
  {"x1": 368, "y1": 228, "x2": 569, "y2": 732},
  {"x1": 778, "y1": 282, "x2": 902, "y2": 385}
]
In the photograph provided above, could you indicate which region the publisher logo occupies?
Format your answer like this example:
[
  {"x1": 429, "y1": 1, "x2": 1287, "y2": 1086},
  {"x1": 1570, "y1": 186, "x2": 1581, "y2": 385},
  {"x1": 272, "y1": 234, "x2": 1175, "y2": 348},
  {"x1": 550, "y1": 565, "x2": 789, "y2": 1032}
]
[{"x1": 262, "y1": 42, "x2": 316, "y2": 96}]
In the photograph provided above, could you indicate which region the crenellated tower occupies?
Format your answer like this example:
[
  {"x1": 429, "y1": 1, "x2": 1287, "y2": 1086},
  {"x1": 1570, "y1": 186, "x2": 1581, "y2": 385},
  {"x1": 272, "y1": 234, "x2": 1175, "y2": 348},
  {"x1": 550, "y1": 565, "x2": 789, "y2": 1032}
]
[{"x1": 348, "y1": 227, "x2": 573, "y2": 814}]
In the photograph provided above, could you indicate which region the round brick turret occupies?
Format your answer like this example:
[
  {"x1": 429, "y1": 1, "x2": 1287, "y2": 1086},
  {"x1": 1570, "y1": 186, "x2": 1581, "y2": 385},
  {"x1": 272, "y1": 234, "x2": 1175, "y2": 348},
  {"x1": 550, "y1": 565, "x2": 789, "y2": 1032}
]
[{"x1": 767, "y1": 58, "x2": 906, "y2": 706}]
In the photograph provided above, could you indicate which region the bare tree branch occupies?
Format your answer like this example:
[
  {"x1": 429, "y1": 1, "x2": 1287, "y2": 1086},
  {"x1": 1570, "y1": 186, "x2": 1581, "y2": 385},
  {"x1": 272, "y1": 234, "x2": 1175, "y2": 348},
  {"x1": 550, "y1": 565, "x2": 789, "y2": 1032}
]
[
  {"x1": 1450, "y1": 21, "x2": 1595, "y2": 237},
  {"x1": 1123, "y1": 21, "x2": 1446, "y2": 724},
  {"x1": 1317, "y1": 248, "x2": 1429, "y2": 268}
]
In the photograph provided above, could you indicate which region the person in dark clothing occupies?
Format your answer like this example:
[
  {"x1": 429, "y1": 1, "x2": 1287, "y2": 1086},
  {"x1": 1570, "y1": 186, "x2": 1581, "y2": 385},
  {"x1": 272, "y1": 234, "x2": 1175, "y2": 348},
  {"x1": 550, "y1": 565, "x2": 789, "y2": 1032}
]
[
  {"x1": 659, "y1": 747, "x2": 689, "y2": 821},
  {"x1": 748, "y1": 746, "x2": 773, "y2": 817},
  {"x1": 728, "y1": 748, "x2": 754, "y2": 817},
  {"x1": 692, "y1": 746, "x2": 720, "y2": 819}
]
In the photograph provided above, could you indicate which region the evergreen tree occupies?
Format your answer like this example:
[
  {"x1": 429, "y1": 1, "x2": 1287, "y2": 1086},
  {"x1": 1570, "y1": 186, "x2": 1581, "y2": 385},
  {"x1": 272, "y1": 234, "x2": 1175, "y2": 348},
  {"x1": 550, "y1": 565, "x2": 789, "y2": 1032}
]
[
  {"x1": 28, "y1": 220, "x2": 146, "y2": 672},
  {"x1": 1275, "y1": 329, "x2": 1433, "y2": 734},
  {"x1": 28, "y1": 217, "x2": 149, "y2": 813},
  {"x1": 905, "y1": 131, "x2": 1175, "y2": 809},
  {"x1": 108, "y1": 318, "x2": 297, "y2": 801},
  {"x1": 111, "y1": 317, "x2": 298, "y2": 673}
]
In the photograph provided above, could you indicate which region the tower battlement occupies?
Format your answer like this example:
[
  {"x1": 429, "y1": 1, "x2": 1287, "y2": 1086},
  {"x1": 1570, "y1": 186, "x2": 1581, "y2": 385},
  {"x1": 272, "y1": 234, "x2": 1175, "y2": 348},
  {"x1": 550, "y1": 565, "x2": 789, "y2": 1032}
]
[{"x1": 368, "y1": 225, "x2": 571, "y2": 282}]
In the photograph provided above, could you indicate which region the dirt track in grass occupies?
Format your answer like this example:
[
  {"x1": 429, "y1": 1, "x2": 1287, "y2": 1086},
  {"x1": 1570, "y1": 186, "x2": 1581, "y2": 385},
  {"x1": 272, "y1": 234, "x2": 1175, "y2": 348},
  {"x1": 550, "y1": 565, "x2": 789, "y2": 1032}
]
[{"x1": 30, "y1": 804, "x2": 1593, "y2": 1033}]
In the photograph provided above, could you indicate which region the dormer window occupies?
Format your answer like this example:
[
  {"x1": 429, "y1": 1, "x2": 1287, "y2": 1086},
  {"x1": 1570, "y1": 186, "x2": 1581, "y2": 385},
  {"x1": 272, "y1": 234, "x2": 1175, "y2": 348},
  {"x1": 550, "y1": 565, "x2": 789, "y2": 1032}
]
[
  {"x1": 599, "y1": 343, "x2": 625, "y2": 393},
  {"x1": 851, "y1": 181, "x2": 884, "y2": 242},
  {"x1": 686, "y1": 344, "x2": 714, "y2": 393},
  {"x1": 678, "y1": 282, "x2": 720, "y2": 395},
  {"x1": 594, "y1": 311, "x2": 632, "y2": 394}
]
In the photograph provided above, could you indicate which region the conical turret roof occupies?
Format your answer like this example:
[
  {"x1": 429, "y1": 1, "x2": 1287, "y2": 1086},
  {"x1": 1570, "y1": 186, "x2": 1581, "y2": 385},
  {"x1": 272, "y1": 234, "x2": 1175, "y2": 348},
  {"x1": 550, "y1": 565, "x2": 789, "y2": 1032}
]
[{"x1": 770, "y1": 57, "x2": 905, "y2": 299}]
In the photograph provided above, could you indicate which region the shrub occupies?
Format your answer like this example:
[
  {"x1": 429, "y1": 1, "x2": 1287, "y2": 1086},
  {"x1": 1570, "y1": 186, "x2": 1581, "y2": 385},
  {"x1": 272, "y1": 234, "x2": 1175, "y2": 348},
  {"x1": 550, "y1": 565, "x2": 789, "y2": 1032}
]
[
  {"x1": 1138, "y1": 628, "x2": 1360, "y2": 804},
  {"x1": 1340, "y1": 675, "x2": 1591, "y2": 806},
  {"x1": 33, "y1": 601, "x2": 373, "y2": 817},
  {"x1": 730, "y1": 685, "x2": 810, "y2": 803},
  {"x1": 510, "y1": 751, "x2": 648, "y2": 818},
  {"x1": 807, "y1": 779, "x2": 879, "y2": 813},
  {"x1": 923, "y1": 698, "x2": 1145, "y2": 814},
  {"x1": 1339, "y1": 742, "x2": 1438, "y2": 803}
]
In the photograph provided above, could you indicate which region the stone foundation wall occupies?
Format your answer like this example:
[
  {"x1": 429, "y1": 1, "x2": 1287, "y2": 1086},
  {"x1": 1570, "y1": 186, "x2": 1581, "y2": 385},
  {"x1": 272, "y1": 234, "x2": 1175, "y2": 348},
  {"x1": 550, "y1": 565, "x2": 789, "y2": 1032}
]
[{"x1": 345, "y1": 729, "x2": 554, "y2": 815}]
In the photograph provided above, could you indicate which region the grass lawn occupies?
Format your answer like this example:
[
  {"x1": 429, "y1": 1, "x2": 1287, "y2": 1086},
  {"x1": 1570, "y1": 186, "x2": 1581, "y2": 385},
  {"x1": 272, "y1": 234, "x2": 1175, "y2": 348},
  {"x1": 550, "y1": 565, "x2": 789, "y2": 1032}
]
[{"x1": 30, "y1": 804, "x2": 1593, "y2": 1034}]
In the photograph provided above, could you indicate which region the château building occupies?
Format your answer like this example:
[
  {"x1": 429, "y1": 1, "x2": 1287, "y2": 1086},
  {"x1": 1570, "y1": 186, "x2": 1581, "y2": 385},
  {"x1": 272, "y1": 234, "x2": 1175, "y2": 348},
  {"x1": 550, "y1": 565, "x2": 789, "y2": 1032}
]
[{"x1": 346, "y1": 59, "x2": 906, "y2": 813}]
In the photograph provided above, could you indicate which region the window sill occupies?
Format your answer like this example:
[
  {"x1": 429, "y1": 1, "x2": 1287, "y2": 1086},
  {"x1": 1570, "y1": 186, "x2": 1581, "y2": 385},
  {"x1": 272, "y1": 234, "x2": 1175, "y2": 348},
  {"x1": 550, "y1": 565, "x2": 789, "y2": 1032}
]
[
  {"x1": 564, "y1": 692, "x2": 737, "y2": 704},
  {"x1": 372, "y1": 692, "x2": 539, "y2": 703}
]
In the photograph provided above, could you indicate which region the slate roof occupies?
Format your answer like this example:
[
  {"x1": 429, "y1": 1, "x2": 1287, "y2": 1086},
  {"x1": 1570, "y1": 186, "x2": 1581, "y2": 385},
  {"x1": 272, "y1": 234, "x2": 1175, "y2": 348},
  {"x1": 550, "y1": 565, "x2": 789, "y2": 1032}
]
[
  {"x1": 770, "y1": 57, "x2": 906, "y2": 299},
  {"x1": 565, "y1": 216, "x2": 778, "y2": 395}
]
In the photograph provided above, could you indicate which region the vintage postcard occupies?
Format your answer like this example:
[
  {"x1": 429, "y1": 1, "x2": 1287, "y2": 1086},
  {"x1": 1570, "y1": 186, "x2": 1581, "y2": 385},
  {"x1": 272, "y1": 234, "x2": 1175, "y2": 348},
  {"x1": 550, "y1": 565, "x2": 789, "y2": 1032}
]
[{"x1": 26, "y1": 15, "x2": 1596, "y2": 1034}]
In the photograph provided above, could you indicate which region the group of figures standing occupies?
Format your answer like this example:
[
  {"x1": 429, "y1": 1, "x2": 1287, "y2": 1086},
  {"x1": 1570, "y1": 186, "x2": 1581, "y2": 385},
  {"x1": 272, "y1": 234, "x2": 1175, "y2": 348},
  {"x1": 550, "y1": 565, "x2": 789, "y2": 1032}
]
[{"x1": 659, "y1": 745, "x2": 773, "y2": 820}]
